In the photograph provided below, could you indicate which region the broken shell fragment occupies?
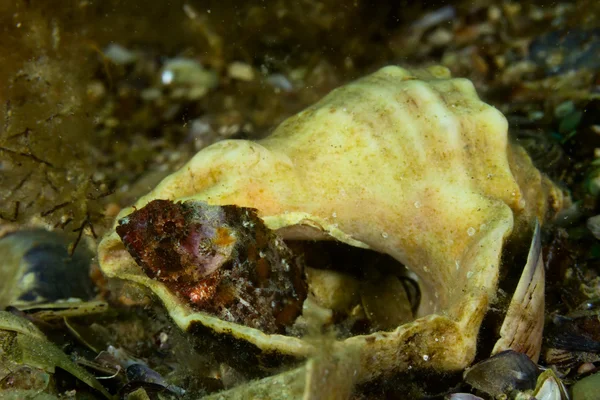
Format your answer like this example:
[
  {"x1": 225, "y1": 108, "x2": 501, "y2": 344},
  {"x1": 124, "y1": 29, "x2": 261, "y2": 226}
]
[
  {"x1": 98, "y1": 65, "x2": 567, "y2": 382},
  {"x1": 511, "y1": 369, "x2": 570, "y2": 400},
  {"x1": 529, "y1": 369, "x2": 569, "y2": 400},
  {"x1": 492, "y1": 220, "x2": 545, "y2": 362}
]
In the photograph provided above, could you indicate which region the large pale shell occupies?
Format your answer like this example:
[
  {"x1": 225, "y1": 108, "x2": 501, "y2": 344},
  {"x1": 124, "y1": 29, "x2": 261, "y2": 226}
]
[{"x1": 98, "y1": 65, "x2": 565, "y2": 382}]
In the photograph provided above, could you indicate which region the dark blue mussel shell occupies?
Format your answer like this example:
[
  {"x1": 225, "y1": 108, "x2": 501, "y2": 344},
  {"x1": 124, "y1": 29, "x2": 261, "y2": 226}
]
[{"x1": 0, "y1": 229, "x2": 96, "y2": 303}]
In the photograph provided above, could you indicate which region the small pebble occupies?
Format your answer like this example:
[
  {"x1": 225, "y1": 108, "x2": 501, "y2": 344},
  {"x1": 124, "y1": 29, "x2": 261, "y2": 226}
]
[
  {"x1": 577, "y1": 362, "x2": 595, "y2": 375},
  {"x1": 571, "y1": 371, "x2": 600, "y2": 400},
  {"x1": 228, "y1": 62, "x2": 255, "y2": 81},
  {"x1": 586, "y1": 215, "x2": 600, "y2": 240},
  {"x1": 104, "y1": 43, "x2": 137, "y2": 65}
]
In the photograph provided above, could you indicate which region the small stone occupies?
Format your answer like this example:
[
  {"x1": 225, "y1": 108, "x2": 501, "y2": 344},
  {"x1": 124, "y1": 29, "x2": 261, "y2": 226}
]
[
  {"x1": 571, "y1": 371, "x2": 600, "y2": 400},
  {"x1": 86, "y1": 81, "x2": 106, "y2": 102},
  {"x1": 554, "y1": 100, "x2": 575, "y2": 119},
  {"x1": 140, "y1": 88, "x2": 162, "y2": 102},
  {"x1": 104, "y1": 203, "x2": 121, "y2": 218},
  {"x1": 228, "y1": 62, "x2": 255, "y2": 81},
  {"x1": 266, "y1": 74, "x2": 293, "y2": 92},
  {"x1": 160, "y1": 58, "x2": 218, "y2": 100},
  {"x1": 427, "y1": 28, "x2": 453, "y2": 46},
  {"x1": 559, "y1": 110, "x2": 583, "y2": 134},
  {"x1": 587, "y1": 172, "x2": 600, "y2": 196},
  {"x1": 577, "y1": 362, "x2": 596, "y2": 375},
  {"x1": 104, "y1": 43, "x2": 138, "y2": 65},
  {"x1": 488, "y1": 5, "x2": 501, "y2": 21},
  {"x1": 587, "y1": 215, "x2": 600, "y2": 240},
  {"x1": 104, "y1": 117, "x2": 119, "y2": 128}
]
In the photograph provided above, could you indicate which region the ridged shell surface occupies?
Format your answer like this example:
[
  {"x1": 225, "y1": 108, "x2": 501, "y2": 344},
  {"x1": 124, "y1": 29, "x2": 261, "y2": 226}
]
[{"x1": 98, "y1": 65, "x2": 565, "y2": 381}]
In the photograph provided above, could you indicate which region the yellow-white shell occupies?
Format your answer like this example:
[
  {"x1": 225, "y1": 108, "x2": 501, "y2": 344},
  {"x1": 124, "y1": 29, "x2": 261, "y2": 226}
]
[{"x1": 98, "y1": 65, "x2": 565, "y2": 382}]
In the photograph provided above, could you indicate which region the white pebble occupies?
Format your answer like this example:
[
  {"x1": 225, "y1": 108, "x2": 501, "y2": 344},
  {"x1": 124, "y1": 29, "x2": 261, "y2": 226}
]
[{"x1": 228, "y1": 62, "x2": 255, "y2": 81}]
